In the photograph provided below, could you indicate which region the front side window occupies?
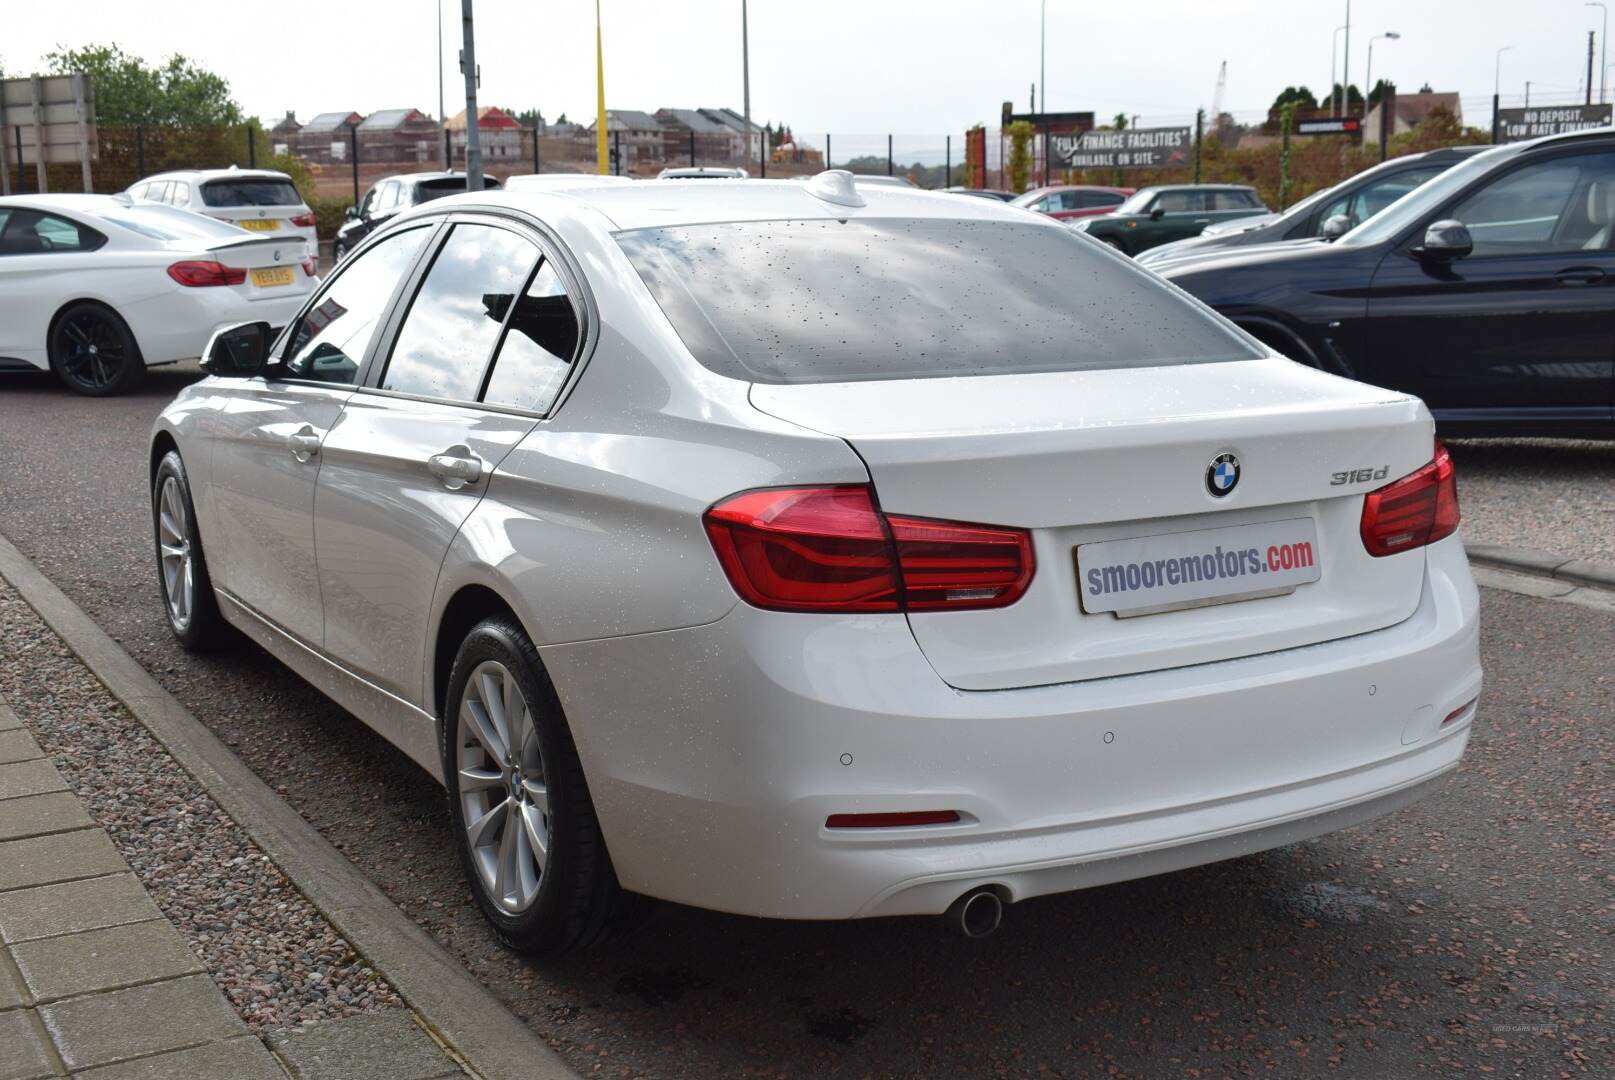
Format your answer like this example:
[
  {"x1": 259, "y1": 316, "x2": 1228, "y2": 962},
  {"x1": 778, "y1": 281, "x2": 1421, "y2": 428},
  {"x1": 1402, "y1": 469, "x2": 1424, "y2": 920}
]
[
  {"x1": 482, "y1": 260, "x2": 582, "y2": 412},
  {"x1": 618, "y1": 218, "x2": 1262, "y2": 385},
  {"x1": 1080, "y1": 190, "x2": 1124, "y2": 208},
  {"x1": 1154, "y1": 191, "x2": 1196, "y2": 213},
  {"x1": 282, "y1": 225, "x2": 433, "y2": 384},
  {"x1": 381, "y1": 223, "x2": 540, "y2": 401},
  {"x1": 1451, "y1": 153, "x2": 1615, "y2": 255}
]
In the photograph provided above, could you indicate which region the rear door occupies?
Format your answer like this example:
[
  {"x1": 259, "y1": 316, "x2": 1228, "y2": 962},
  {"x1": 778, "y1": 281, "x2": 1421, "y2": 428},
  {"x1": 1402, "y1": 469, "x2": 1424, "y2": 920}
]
[
  {"x1": 313, "y1": 215, "x2": 582, "y2": 703},
  {"x1": 207, "y1": 222, "x2": 435, "y2": 642},
  {"x1": 1359, "y1": 146, "x2": 1615, "y2": 427}
]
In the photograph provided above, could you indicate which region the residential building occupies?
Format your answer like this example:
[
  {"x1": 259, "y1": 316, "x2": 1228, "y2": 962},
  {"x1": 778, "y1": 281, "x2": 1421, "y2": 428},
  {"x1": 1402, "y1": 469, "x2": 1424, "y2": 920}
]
[
  {"x1": 1361, "y1": 91, "x2": 1464, "y2": 142},
  {"x1": 357, "y1": 108, "x2": 442, "y2": 163},
  {"x1": 447, "y1": 106, "x2": 524, "y2": 161},
  {"x1": 701, "y1": 107, "x2": 766, "y2": 163},
  {"x1": 656, "y1": 108, "x2": 740, "y2": 164},
  {"x1": 296, "y1": 111, "x2": 363, "y2": 164},
  {"x1": 586, "y1": 110, "x2": 664, "y2": 170}
]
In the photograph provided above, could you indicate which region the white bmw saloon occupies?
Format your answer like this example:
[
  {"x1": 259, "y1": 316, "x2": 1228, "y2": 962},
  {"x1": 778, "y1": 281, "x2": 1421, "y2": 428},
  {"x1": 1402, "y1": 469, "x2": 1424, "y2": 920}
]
[{"x1": 149, "y1": 172, "x2": 1482, "y2": 953}]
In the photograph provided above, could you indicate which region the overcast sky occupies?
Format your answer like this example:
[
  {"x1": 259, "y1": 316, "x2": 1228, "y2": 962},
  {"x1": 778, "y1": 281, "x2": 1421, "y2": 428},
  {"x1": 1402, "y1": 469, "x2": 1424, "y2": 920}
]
[{"x1": 6, "y1": 1, "x2": 1610, "y2": 137}]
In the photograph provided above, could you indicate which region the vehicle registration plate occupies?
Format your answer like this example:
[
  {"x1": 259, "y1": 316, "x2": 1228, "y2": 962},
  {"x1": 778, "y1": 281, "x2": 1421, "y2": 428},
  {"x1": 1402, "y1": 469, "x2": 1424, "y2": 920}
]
[
  {"x1": 251, "y1": 266, "x2": 295, "y2": 288},
  {"x1": 1076, "y1": 517, "x2": 1322, "y2": 617},
  {"x1": 238, "y1": 219, "x2": 280, "y2": 231}
]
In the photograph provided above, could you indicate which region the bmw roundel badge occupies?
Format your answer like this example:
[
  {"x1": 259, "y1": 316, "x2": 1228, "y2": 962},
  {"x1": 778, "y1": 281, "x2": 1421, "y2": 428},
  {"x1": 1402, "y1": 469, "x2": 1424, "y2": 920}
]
[{"x1": 1206, "y1": 453, "x2": 1240, "y2": 497}]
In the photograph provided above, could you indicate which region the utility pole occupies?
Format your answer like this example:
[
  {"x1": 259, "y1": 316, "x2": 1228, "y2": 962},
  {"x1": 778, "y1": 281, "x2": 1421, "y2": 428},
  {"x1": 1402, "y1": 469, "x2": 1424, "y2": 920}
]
[
  {"x1": 459, "y1": 0, "x2": 482, "y2": 190},
  {"x1": 741, "y1": 1, "x2": 752, "y2": 175},
  {"x1": 1591, "y1": 4, "x2": 1609, "y2": 102},
  {"x1": 1342, "y1": 1, "x2": 1352, "y2": 115},
  {"x1": 437, "y1": 0, "x2": 447, "y2": 166},
  {"x1": 1040, "y1": 0, "x2": 1047, "y2": 115},
  {"x1": 1589, "y1": 30, "x2": 1598, "y2": 105}
]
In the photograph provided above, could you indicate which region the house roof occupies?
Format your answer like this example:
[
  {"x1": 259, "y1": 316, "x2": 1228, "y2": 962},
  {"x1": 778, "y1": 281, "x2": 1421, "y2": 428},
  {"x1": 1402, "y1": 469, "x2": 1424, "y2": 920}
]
[
  {"x1": 270, "y1": 112, "x2": 302, "y2": 134},
  {"x1": 304, "y1": 111, "x2": 363, "y2": 133},
  {"x1": 583, "y1": 109, "x2": 661, "y2": 132},
  {"x1": 1390, "y1": 92, "x2": 1462, "y2": 125},
  {"x1": 658, "y1": 108, "x2": 732, "y2": 134},
  {"x1": 701, "y1": 107, "x2": 764, "y2": 135},
  {"x1": 358, "y1": 108, "x2": 434, "y2": 131},
  {"x1": 445, "y1": 106, "x2": 522, "y2": 131}
]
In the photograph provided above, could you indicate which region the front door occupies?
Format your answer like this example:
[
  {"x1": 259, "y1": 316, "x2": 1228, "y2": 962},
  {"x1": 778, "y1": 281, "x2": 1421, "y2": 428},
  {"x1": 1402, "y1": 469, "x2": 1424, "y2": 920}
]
[
  {"x1": 314, "y1": 218, "x2": 557, "y2": 702},
  {"x1": 208, "y1": 222, "x2": 435, "y2": 642},
  {"x1": 1360, "y1": 148, "x2": 1615, "y2": 428}
]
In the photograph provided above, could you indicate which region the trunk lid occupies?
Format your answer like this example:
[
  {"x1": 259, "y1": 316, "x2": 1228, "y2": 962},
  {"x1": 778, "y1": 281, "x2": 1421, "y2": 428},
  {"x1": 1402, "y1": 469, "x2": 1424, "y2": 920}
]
[
  {"x1": 204, "y1": 236, "x2": 315, "y2": 300},
  {"x1": 750, "y1": 357, "x2": 1436, "y2": 689}
]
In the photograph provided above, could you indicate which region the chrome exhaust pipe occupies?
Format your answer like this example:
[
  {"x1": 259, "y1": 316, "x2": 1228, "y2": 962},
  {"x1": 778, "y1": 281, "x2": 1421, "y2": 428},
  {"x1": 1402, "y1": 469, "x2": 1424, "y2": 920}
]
[{"x1": 944, "y1": 887, "x2": 1004, "y2": 939}]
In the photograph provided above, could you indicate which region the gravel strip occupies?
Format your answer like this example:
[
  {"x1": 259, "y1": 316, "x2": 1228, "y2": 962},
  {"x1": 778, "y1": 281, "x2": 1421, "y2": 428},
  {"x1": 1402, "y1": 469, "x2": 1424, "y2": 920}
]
[
  {"x1": 0, "y1": 581, "x2": 402, "y2": 1034},
  {"x1": 1446, "y1": 439, "x2": 1615, "y2": 563}
]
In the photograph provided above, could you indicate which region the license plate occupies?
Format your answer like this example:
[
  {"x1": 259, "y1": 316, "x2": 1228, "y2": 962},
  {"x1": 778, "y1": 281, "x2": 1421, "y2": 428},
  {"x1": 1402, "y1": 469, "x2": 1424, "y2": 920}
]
[
  {"x1": 237, "y1": 219, "x2": 280, "y2": 231},
  {"x1": 251, "y1": 266, "x2": 295, "y2": 288},
  {"x1": 1076, "y1": 517, "x2": 1322, "y2": 617}
]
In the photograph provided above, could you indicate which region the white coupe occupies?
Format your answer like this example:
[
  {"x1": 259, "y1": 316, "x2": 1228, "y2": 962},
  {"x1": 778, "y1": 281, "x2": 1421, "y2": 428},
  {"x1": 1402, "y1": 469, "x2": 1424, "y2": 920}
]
[
  {"x1": 149, "y1": 172, "x2": 1482, "y2": 953},
  {"x1": 0, "y1": 194, "x2": 317, "y2": 394}
]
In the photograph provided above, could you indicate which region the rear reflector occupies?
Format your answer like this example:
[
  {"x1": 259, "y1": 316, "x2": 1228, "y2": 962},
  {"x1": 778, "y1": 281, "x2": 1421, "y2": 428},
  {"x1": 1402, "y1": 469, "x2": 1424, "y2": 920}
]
[
  {"x1": 1360, "y1": 441, "x2": 1460, "y2": 557},
  {"x1": 825, "y1": 810, "x2": 960, "y2": 828},
  {"x1": 166, "y1": 260, "x2": 246, "y2": 287},
  {"x1": 1442, "y1": 698, "x2": 1478, "y2": 726},
  {"x1": 301, "y1": 257, "x2": 318, "y2": 277},
  {"x1": 290, "y1": 211, "x2": 316, "y2": 228},
  {"x1": 703, "y1": 486, "x2": 1034, "y2": 613}
]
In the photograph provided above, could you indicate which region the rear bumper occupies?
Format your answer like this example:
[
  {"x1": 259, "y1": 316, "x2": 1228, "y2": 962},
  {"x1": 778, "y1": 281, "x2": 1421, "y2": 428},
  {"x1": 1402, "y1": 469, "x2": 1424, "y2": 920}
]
[
  {"x1": 126, "y1": 286, "x2": 312, "y2": 366},
  {"x1": 539, "y1": 536, "x2": 1481, "y2": 920}
]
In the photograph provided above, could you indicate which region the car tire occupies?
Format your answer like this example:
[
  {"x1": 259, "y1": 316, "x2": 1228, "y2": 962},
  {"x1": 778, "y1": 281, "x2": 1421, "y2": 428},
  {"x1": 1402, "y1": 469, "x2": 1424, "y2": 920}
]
[
  {"x1": 332, "y1": 239, "x2": 347, "y2": 262},
  {"x1": 1100, "y1": 236, "x2": 1129, "y2": 256},
  {"x1": 152, "y1": 450, "x2": 231, "y2": 651},
  {"x1": 49, "y1": 303, "x2": 146, "y2": 396},
  {"x1": 442, "y1": 617, "x2": 649, "y2": 956}
]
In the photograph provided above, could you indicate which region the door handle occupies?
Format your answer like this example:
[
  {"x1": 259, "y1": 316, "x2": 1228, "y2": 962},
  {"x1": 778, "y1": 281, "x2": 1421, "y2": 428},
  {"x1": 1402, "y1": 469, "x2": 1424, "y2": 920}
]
[
  {"x1": 1555, "y1": 266, "x2": 1606, "y2": 285},
  {"x1": 287, "y1": 426, "x2": 322, "y2": 463},
  {"x1": 427, "y1": 446, "x2": 484, "y2": 490},
  {"x1": 1193, "y1": 218, "x2": 1211, "y2": 224}
]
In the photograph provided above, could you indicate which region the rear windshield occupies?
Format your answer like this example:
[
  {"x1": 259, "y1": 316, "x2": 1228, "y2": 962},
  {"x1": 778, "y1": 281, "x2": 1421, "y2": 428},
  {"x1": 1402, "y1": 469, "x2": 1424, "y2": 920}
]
[
  {"x1": 616, "y1": 218, "x2": 1261, "y2": 384},
  {"x1": 200, "y1": 178, "x2": 301, "y2": 207},
  {"x1": 414, "y1": 176, "x2": 501, "y2": 203}
]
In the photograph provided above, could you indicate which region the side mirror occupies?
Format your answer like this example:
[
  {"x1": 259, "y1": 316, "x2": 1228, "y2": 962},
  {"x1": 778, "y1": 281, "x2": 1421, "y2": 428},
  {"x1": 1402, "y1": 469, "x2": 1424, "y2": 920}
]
[
  {"x1": 200, "y1": 321, "x2": 272, "y2": 377},
  {"x1": 1149, "y1": 207, "x2": 1166, "y2": 221},
  {"x1": 1320, "y1": 213, "x2": 1353, "y2": 241},
  {"x1": 1415, "y1": 219, "x2": 1473, "y2": 261},
  {"x1": 344, "y1": 206, "x2": 359, "y2": 221}
]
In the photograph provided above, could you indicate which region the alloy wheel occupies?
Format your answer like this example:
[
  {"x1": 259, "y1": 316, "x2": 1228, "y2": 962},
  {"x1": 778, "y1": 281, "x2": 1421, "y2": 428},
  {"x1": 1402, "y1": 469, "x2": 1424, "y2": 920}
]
[
  {"x1": 156, "y1": 476, "x2": 193, "y2": 631},
  {"x1": 56, "y1": 312, "x2": 128, "y2": 391},
  {"x1": 456, "y1": 660, "x2": 550, "y2": 914}
]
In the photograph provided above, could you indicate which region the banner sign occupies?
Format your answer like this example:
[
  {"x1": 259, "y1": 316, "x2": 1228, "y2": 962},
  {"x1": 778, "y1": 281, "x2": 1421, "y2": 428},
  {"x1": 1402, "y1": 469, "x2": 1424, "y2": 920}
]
[
  {"x1": 1052, "y1": 127, "x2": 1192, "y2": 169},
  {"x1": 1, "y1": 74, "x2": 96, "y2": 194},
  {"x1": 1297, "y1": 117, "x2": 1362, "y2": 136},
  {"x1": 1497, "y1": 104, "x2": 1612, "y2": 142}
]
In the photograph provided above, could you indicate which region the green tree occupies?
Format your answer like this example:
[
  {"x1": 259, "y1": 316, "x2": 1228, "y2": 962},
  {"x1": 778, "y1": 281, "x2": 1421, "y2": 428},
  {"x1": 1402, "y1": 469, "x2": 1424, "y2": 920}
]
[
  {"x1": 44, "y1": 44, "x2": 241, "y2": 126},
  {"x1": 514, "y1": 107, "x2": 545, "y2": 129},
  {"x1": 1112, "y1": 112, "x2": 1129, "y2": 130},
  {"x1": 1367, "y1": 79, "x2": 1395, "y2": 109},
  {"x1": 1270, "y1": 86, "x2": 1320, "y2": 112},
  {"x1": 1324, "y1": 83, "x2": 1364, "y2": 110}
]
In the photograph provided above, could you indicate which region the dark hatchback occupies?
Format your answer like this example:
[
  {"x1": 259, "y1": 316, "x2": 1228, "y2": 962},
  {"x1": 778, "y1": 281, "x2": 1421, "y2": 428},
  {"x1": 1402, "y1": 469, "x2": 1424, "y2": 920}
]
[
  {"x1": 1138, "y1": 145, "x2": 1490, "y2": 269},
  {"x1": 1161, "y1": 131, "x2": 1615, "y2": 438},
  {"x1": 333, "y1": 171, "x2": 501, "y2": 260}
]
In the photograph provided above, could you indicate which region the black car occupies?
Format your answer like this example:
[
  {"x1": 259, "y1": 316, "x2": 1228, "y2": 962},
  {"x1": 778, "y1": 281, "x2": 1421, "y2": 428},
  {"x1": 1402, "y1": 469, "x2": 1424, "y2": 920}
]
[
  {"x1": 333, "y1": 171, "x2": 501, "y2": 260},
  {"x1": 1160, "y1": 131, "x2": 1615, "y2": 438},
  {"x1": 1138, "y1": 145, "x2": 1490, "y2": 269}
]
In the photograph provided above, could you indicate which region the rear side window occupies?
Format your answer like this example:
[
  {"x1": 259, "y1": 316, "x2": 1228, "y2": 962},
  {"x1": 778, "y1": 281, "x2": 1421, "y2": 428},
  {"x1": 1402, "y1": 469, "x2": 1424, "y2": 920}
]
[
  {"x1": 482, "y1": 260, "x2": 581, "y2": 412},
  {"x1": 1080, "y1": 190, "x2": 1124, "y2": 208},
  {"x1": 381, "y1": 223, "x2": 540, "y2": 401},
  {"x1": 201, "y1": 178, "x2": 301, "y2": 207},
  {"x1": 618, "y1": 218, "x2": 1261, "y2": 384},
  {"x1": 1211, "y1": 190, "x2": 1257, "y2": 210},
  {"x1": 0, "y1": 210, "x2": 105, "y2": 254}
]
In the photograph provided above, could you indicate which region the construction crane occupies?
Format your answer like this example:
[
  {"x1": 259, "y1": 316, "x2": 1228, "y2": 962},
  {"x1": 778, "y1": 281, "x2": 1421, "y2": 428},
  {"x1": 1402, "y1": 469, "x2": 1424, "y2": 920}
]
[{"x1": 1211, "y1": 60, "x2": 1228, "y2": 124}]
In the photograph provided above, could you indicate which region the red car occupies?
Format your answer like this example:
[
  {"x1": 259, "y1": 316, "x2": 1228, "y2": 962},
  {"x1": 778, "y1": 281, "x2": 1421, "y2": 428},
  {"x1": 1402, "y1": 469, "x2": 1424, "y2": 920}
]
[{"x1": 1012, "y1": 184, "x2": 1134, "y2": 220}]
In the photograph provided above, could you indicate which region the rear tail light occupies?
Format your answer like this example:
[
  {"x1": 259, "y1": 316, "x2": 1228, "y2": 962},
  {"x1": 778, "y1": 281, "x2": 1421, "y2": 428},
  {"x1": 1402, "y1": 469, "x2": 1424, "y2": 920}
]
[
  {"x1": 166, "y1": 260, "x2": 247, "y2": 287},
  {"x1": 702, "y1": 485, "x2": 1034, "y2": 613},
  {"x1": 1360, "y1": 441, "x2": 1460, "y2": 557},
  {"x1": 290, "y1": 211, "x2": 316, "y2": 227},
  {"x1": 300, "y1": 257, "x2": 318, "y2": 277}
]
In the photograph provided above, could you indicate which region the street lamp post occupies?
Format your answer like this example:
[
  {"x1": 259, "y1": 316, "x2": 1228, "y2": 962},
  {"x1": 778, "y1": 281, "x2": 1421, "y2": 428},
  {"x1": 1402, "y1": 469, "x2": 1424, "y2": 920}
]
[
  {"x1": 1331, "y1": 25, "x2": 1349, "y2": 115},
  {"x1": 1040, "y1": 0, "x2": 1047, "y2": 114},
  {"x1": 1494, "y1": 45, "x2": 1514, "y2": 143},
  {"x1": 1589, "y1": 3, "x2": 1608, "y2": 103},
  {"x1": 1366, "y1": 32, "x2": 1400, "y2": 107},
  {"x1": 741, "y1": 1, "x2": 752, "y2": 175}
]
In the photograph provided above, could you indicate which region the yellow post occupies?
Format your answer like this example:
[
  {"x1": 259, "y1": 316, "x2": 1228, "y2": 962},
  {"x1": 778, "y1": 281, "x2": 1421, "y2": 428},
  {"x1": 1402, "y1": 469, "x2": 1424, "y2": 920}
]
[{"x1": 595, "y1": 0, "x2": 608, "y2": 175}]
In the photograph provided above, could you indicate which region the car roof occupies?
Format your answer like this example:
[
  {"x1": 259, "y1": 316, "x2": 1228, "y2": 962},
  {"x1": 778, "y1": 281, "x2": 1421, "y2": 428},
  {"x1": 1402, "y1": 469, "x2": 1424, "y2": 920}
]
[
  {"x1": 139, "y1": 168, "x2": 294, "y2": 183},
  {"x1": 0, "y1": 192, "x2": 130, "y2": 216},
  {"x1": 1021, "y1": 184, "x2": 1131, "y2": 195},
  {"x1": 413, "y1": 177, "x2": 1047, "y2": 233},
  {"x1": 1137, "y1": 183, "x2": 1257, "y2": 193}
]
